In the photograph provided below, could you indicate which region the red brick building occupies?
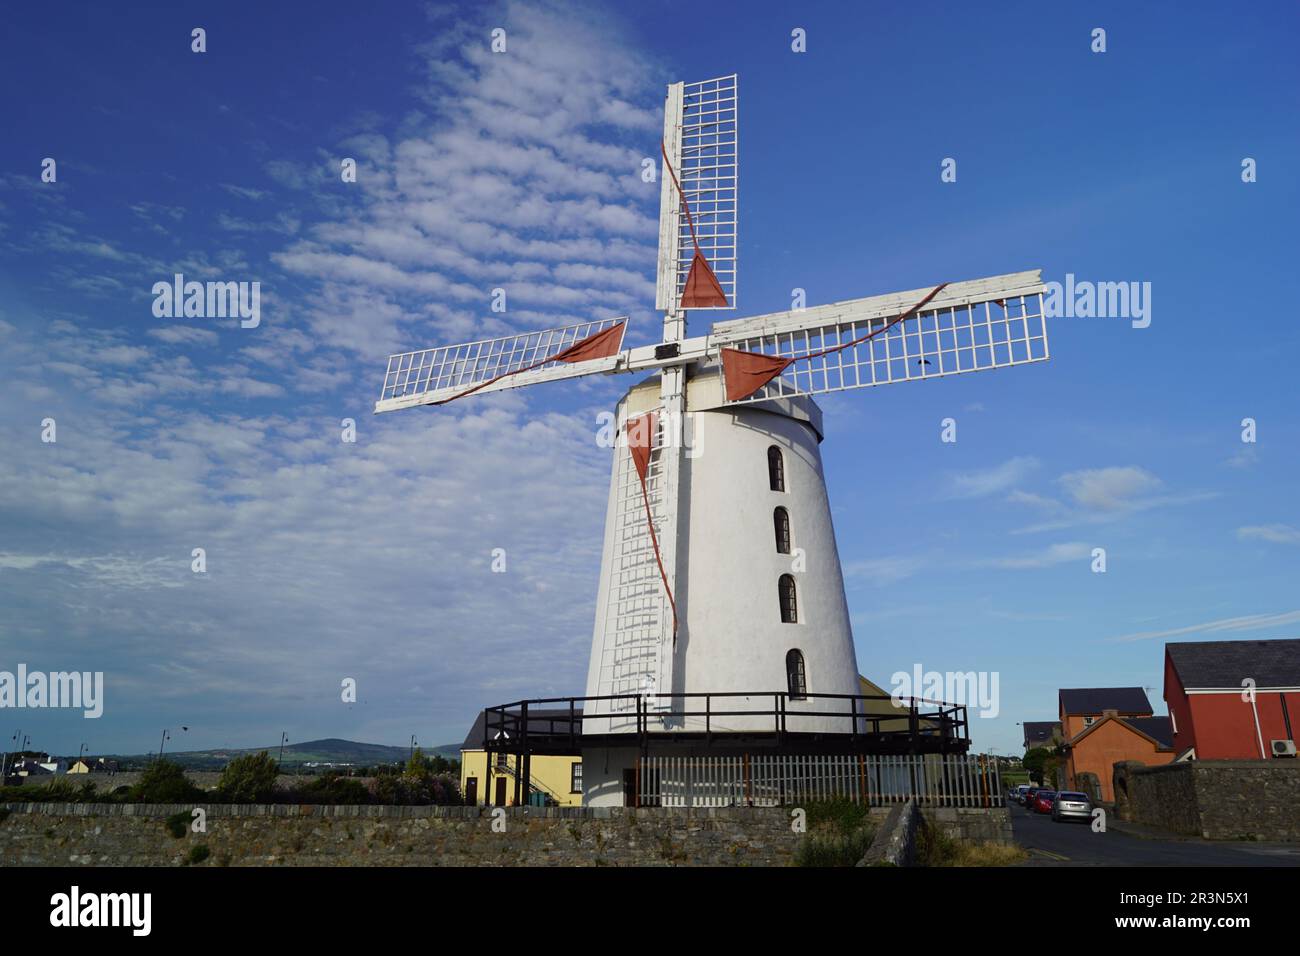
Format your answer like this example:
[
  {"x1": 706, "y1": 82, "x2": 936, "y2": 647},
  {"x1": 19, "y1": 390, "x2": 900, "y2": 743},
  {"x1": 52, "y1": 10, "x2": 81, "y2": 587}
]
[{"x1": 1164, "y1": 639, "x2": 1300, "y2": 760}]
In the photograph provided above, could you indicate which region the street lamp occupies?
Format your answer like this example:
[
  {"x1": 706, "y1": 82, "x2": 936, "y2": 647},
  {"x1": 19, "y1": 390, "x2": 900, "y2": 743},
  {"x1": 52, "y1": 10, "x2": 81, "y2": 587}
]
[
  {"x1": 1, "y1": 729, "x2": 20, "y2": 782},
  {"x1": 159, "y1": 726, "x2": 188, "y2": 760},
  {"x1": 278, "y1": 732, "x2": 289, "y2": 770},
  {"x1": 409, "y1": 735, "x2": 418, "y2": 764}
]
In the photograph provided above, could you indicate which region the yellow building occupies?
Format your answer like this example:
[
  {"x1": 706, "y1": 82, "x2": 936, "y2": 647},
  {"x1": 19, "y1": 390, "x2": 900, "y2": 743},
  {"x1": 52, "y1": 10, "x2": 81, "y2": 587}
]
[
  {"x1": 856, "y1": 674, "x2": 947, "y2": 735},
  {"x1": 459, "y1": 709, "x2": 583, "y2": 807},
  {"x1": 458, "y1": 680, "x2": 947, "y2": 807}
]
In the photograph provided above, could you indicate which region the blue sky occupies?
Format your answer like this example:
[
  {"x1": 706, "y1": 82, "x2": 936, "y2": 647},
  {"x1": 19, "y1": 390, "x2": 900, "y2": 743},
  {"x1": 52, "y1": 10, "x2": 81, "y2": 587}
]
[{"x1": 1, "y1": 0, "x2": 1298, "y2": 757}]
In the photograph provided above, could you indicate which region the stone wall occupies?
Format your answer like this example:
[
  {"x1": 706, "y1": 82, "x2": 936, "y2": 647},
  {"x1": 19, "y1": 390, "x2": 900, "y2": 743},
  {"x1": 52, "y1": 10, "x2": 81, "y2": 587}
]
[
  {"x1": 920, "y1": 806, "x2": 1014, "y2": 844},
  {"x1": 1120, "y1": 760, "x2": 1300, "y2": 841},
  {"x1": 859, "y1": 802, "x2": 918, "y2": 866},
  {"x1": 0, "y1": 803, "x2": 803, "y2": 867}
]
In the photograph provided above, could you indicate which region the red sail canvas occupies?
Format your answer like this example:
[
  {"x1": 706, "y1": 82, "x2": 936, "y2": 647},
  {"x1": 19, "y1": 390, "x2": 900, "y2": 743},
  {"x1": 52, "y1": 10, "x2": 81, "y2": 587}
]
[
  {"x1": 680, "y1": 250, "x2": 729, "y2": 309},
  {"x1": 436, "y1": 320, "x2": 625, "y2": 404},
  {"x1": 721, "y1": 348, "x2": 793, "y2": 402},
  {"x1": 555, "y1": 320, "x2": 625, "y2": 363}
]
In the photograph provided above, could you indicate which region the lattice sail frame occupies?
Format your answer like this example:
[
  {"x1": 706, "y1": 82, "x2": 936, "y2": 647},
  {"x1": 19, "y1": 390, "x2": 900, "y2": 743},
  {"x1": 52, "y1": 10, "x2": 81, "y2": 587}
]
[
  {"x1": 712, "y1": 271, "x2": 1047, "y2": 404},
  {"x1": 655, "y1": 74, "x2": 738, "y2": 311},
  {"x1": 375, "y1": 317, "x2": 627, "y2": 412},
  {"x1": 590, "y1": 407, "x2": 677, "y2": 729}
]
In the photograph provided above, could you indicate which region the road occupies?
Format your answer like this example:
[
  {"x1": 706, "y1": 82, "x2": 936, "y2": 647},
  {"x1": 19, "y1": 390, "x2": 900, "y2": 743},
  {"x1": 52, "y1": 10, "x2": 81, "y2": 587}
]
[{"x1": 1009, "y1": 802, "x2": 1300, "y2": 866}]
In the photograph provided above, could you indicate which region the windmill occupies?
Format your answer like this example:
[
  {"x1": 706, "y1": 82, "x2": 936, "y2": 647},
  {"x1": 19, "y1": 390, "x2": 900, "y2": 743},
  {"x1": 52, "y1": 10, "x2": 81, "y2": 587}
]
[{"x1": 375, "y1": 75, "x2": 1049, "y2": 805}]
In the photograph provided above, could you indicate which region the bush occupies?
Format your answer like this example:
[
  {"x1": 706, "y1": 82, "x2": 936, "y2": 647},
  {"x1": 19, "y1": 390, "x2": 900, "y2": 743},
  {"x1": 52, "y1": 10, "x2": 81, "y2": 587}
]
[
  {"x1": 367, "y1": 770, "x2": 462, "y2": 806},
  {"x1": 0, "y1": 778, "x2": 101, "y2": 803},
  {"x1": 217, "y1": 751, "x2": 280, "y2": 803},
  {"x1": 164, "y1": 811, "x2": 190, "y2": 839},
  {"x1": 186, "y1": 844, "x2": 210, "y2": 865},
  {"x1": 795, "y1": 828, "x2": 876, "y2": 867},
  {"x1": 795, "y1": 798, "x2": 877, "y2": 867},
  {"x1": 131, "y1": 759, "x2": 203, "y2": 804},
  {"x1": 805, "y1": 797, "x2": 873, "y2": 833},
  {"x1": 289, "y1": 774, "x2": 370, "y2": 805}
]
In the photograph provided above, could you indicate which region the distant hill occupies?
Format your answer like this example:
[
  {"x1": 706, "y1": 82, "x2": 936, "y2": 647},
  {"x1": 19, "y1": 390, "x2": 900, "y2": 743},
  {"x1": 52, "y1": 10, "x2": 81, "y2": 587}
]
[{"x1": 101, "y1": 738, "x2": 461, "y2": 771}]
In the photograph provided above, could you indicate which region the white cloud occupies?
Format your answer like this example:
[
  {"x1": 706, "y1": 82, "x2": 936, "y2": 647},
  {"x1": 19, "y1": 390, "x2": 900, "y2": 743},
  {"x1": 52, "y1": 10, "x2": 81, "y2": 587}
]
[
  {"x1": 945, "y1": 456, "x2": 1039, "y2": 499},
  {"x1": 264, "y1": 0, "x2": 662, "y2": 359},
  {"x1": 843, "y1": 556, "x2": 926, "y2": 586},
  {"x1": 982, "y1": 542, "x2": 1091, "y2": 569},
  {"x1": 1058, "y1": 465, "x2": 1160, "y2": 511},
  {"x1": 0, "y1": 0, "x2": 665, "y2": 750},
  {"x1": 1237, "y1": 524, "x2": 1300, "y2": 545},
  {"x1": 1110, "y1": 610, "x2": 1300, "y2": 643},
  {"x1": 148, "y1": 325, "x2": 220, "y2": 347}
]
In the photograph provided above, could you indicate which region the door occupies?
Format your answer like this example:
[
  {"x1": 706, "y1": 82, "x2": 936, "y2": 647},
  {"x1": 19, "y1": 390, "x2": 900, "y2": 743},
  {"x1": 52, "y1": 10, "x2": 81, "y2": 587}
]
[
  {"x1": 622, "y1": 768, "x2": 638, "y2": 807},
  {"x1": 465, "y1": 777, "x2": 478, "y2": 805},
  {"x1": 494, "y1": 776, "x2": 507, "y2": 807}
]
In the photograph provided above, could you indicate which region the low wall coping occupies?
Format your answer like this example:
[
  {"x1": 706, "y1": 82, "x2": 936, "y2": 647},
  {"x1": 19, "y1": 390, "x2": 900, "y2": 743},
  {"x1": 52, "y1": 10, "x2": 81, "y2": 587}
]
[
  {"x1": 0, "y1": 803, "x2": 797, "y2": 821},
  {"x1": 1130, "y1": 760, "x2": 1300, "y2": 776}
]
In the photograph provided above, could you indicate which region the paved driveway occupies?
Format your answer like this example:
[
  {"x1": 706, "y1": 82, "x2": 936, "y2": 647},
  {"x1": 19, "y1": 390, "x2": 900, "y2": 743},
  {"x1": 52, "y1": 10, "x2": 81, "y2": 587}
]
[{"x1": 1009, "y1": 802, "x2": 1300, "y2": 866}]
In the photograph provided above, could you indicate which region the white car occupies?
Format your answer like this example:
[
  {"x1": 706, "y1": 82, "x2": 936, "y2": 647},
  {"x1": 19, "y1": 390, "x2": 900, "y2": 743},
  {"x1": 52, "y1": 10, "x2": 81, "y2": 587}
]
[{"x1": 1052, "y1": 791, "x2": 1093, "y2": 822}]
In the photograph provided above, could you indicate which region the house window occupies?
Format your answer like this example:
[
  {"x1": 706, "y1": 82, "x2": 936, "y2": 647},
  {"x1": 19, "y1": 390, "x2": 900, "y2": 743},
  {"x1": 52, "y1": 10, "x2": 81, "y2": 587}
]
[
  {"x1": 779, "y1": 574, "x2": 798, "y2": 624},
  {"x1": 786, "y1": 649, "x2": 807, "y2": 699},
  {"x1": 570, "y1": 761, "x2": 583, "y2": 794},
  {"x1": 1083, "y1": 716, "x2": 1095, "y2": 727},
  {"x1": 494, "y1": 751, "x2": 508, "y2": 769},
  {"x1": 773, "y1": 507, "x2": 791, "y2": 554},
  {"x1": 768, "y1": 446, "x2": 785, "y2": 492}
]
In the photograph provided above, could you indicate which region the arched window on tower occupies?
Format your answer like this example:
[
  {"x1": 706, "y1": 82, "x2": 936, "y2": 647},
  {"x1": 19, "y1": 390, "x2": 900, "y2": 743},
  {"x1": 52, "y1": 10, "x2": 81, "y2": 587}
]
[
  {"x1": 786, "y1": 649, "x2": 807, "y2": 699},
  {"x1": 767, "y1": 446, "x2": 785, "y2": 492},
  {"x1": 773, "y1": 507, "x2": 791, "y2": 554},
  {"x1": 778, "y1": 574, "x2": 798, "y2": 624}
]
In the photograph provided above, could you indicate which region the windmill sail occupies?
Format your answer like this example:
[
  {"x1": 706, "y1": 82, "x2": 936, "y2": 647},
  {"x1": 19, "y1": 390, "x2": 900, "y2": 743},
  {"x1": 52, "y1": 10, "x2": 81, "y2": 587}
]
[
  {"x1": 711, "y1": 270, "x2": 1047, "y2": 404},
  {"x1": 656, "y1": 74, "x2": 738, "y2": 312},
  {"x1": 375, "y1": 317, "x2": 628, "y2": 413}
]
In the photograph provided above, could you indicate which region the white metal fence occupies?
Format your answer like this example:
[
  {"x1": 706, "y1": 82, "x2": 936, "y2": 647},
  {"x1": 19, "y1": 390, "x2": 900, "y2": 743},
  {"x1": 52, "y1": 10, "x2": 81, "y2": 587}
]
[{"x1": 637, "y1": 754, "x2": 1001, "y2": 808}]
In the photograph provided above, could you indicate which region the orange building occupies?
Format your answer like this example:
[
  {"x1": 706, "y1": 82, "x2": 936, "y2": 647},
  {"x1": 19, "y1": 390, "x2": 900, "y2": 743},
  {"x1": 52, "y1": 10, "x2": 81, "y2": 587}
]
[{"x1": 1058, "y1": 688, "x2": 1174, "y2": 802}]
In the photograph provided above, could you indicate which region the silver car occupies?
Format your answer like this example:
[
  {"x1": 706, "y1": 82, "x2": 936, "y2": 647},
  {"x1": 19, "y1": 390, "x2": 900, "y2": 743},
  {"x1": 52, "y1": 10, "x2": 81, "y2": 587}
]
[{"x1": 1052, "y1": 790, "x2": 1093, "y2": 822}]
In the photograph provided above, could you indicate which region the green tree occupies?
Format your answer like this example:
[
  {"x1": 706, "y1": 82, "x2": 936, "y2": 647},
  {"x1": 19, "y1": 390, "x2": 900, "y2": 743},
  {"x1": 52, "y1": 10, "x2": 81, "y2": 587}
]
[
  {"x1": 131, "y1": 758, "x2": 203, "y2": 803},
  {"x1": 406, "y1": 747, "x2": 431, "y2": 775},
  {"x1": 1022, "y1": 747, "x2": 1051, "y2": 785},
  {"x1": 217, "y1": 751, "x2": 280, "y2": 803}
]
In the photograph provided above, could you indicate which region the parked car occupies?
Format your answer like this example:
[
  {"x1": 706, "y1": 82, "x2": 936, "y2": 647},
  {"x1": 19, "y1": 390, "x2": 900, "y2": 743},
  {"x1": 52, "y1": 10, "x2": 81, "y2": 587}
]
[
  {"x1": 1031, "y1": 789, "x2": 1057, "y2": 813},
  {"x1": 1022, "y1": 786, "x2": 1040, "y2": 808},
  {"x1": 1052, "y1": 790, "x2": 1093, "y2": 823},
  {"x1": 1012, "y1": 784, "x2": 1031, "y2": 805}
]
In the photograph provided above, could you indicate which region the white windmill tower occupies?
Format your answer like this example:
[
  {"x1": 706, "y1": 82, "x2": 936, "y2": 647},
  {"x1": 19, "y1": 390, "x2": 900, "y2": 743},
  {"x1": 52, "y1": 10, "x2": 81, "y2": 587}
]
[{"x1": 375, "y1": 75, "x2": 1049, "y2": 806}]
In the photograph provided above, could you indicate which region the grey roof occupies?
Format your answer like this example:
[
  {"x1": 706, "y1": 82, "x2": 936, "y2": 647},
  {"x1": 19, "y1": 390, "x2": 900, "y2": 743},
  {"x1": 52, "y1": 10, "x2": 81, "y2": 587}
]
[
  {"x1": 460, "y1": 707, "x2": 584, "y2": 751},
  {"x1": 1122, "y1": 716, "x2": 1174, "y2": 749},
  {"x1": 1059, "y1": 687, "x2": 1152, "y2": 716},
  {"x1": 1167, "y1": 639, "x2": 1300, "y2": 689},
  {"x1": 1022, "y1": 721, "x2": 1060, "y2": 747}
]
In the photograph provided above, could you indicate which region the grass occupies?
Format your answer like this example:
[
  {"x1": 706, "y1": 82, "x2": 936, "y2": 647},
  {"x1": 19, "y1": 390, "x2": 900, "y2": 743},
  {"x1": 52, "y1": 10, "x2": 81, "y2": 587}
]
[
  {"x1": 795, "y1": 828, "x2": 875, "y2": 867},
  {"x1": 915, "y1": 822, "x2": 1027, "y2": 867},
  {"x1": 795, "y1": 798, "x2": 878, "y2": 867}
]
